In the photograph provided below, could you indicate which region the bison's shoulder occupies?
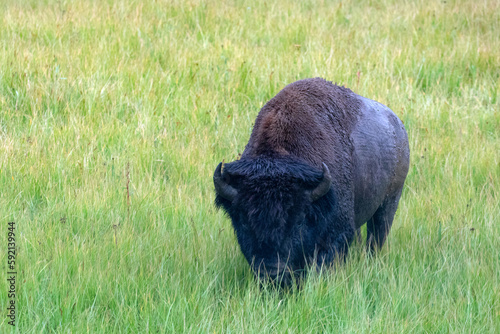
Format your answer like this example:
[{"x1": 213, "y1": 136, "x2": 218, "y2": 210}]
[{"x1": 243, "y1": 78, "x2": 363, "y2": 164}]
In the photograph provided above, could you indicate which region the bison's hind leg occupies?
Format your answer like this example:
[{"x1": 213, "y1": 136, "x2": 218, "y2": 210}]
[{"x1": 366, "y1": 188, "x2": 403, "y2": 253}]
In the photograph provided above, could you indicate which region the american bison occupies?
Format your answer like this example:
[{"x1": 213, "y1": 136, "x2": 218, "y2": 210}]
[{"x1": 214, "y1": 78, "x2": 409, "y2": 285}]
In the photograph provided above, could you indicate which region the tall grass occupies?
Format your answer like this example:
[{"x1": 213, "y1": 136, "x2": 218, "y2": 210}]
[{"x1": 0, "y1": 0, "x2": 498, "y2": 332}]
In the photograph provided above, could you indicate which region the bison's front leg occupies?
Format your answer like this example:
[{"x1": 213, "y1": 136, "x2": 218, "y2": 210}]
[{"x1": 315, "y1": 227, "x2": 355, "y2": 268}]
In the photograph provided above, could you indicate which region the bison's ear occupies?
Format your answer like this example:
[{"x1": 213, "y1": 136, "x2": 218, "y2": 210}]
[
  {"x1": 310, "y1": 163, "x2": 332, "y2": 202},
  {"x1": 214, "y1": 162, "x2": 238, "y2": 202}
]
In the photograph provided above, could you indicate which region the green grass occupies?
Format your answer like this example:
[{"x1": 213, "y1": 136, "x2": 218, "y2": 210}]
[{"x1": 0, "y1": 0, "x2": 499, "y2": 332}]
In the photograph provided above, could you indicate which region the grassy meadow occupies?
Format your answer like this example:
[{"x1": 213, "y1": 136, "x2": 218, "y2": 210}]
[{"x1": 1, "y1": 0, "x2": 499, "y2": 332}]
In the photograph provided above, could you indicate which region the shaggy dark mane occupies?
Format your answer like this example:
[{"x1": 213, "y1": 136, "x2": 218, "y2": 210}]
[
  {"x1": 222, "y1": 156, "x2": 323, "y2": 184},
  {"x1": 215, "y1": 156, "x2": 340, "y2": 267}
]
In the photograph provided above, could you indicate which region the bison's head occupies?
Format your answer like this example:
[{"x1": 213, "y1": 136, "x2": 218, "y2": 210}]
[{"x1": 214, "y1": 157, "x2": 333, "y2": 286}]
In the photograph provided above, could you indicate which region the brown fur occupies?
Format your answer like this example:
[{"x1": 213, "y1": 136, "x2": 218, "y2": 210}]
[{"x1": 243, "y1": 78, "x2": 361, "y2": 167}]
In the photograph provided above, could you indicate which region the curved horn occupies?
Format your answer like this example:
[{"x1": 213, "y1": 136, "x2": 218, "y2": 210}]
[
  {"x1": 214, "y1": 162, "x2": 238, "y2": 202},
  {"x1": 310, "y1": 163, "x2": 332, "y2": 202}
]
